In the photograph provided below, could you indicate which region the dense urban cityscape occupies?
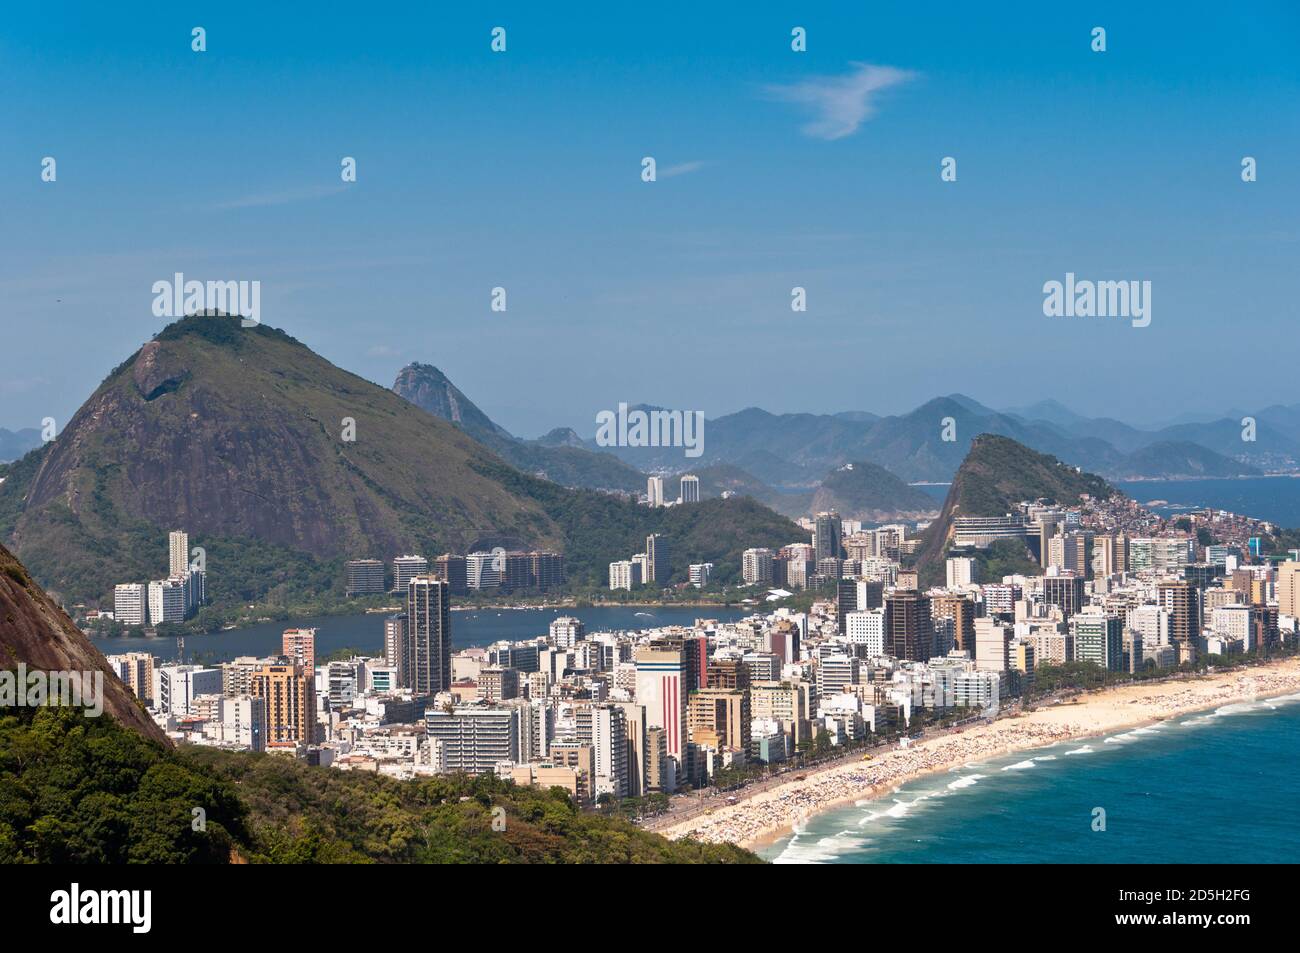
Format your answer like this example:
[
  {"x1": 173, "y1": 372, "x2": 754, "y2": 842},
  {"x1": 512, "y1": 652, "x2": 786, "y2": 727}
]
[{"x1": 91, "y1": 473, "x2": 1300, "y2": 835}]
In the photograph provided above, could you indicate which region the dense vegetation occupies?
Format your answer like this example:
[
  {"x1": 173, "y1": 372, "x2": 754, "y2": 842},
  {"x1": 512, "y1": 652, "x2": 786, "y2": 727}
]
[
  {"x1": 479, "y1": 459, "x2": 805, "y2": 588},
  {"x1": 0, "y1": 706, "x2": 758, "y2": 864}
]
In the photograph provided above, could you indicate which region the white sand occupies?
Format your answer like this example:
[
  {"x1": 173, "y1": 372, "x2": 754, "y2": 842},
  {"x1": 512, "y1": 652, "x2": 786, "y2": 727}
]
[{"x1": 652, "y1": 659, "x2": 1300, "y2": 849}]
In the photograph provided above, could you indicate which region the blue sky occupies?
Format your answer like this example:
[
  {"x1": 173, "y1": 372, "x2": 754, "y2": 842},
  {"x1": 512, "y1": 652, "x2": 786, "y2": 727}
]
[{"x1": 1, "y1": 2, "x2": 1297, "y2": 437}]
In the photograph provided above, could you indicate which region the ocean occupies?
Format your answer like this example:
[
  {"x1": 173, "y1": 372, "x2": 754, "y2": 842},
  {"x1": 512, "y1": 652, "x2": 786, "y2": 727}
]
[
  {"x1": 918, "y1": 475, "x2": 1300, "y2": 527},
  {"x1": 89, "y1": 604, "x2": 750, "y2": 665},
  {"x1": 1114, "y1": 476, "x2": 1300, "y2": 528},
  {"x1": 763, "y1": 694, "x2": 1300, "y2": 863}
]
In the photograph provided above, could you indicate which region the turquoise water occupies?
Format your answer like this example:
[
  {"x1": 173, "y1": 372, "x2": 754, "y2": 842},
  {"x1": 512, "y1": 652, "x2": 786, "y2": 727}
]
[
  {"x1": 91, "y1": 605, "x2": 749, "y2": 665},
  {"x1": 763, "y1": 694, "x2": 1300, "y2": 863}
]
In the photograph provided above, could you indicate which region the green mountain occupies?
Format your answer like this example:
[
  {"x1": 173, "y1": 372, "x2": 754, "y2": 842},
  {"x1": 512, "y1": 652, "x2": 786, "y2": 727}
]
[
  {"x1": 915, "y1": 434, "x2": 1118, "y2": 583},
  {"x1": 394, "y1": 362, "x2": 646, "y2": 492},
  {"x1": 809, "y1": 461, "x2": 940, "y2": 521},
  {"x1": 8, "y1": 317, "x2": 562, "y2": 610},
  {"x1": 2, "y1": 315, "x2": 800, "y2": 615}
]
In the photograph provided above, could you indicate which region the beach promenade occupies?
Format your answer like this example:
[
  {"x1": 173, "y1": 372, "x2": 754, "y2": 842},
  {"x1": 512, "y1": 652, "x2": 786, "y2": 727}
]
[{"x1": 649, "y1": 658, "x2": 1300, "y2": 849}]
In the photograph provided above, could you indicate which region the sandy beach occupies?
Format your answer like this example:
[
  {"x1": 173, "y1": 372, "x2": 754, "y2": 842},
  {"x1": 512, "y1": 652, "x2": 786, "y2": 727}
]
[{"x1": 652, "y1": 658, "x2": 1300, "y2": 850}]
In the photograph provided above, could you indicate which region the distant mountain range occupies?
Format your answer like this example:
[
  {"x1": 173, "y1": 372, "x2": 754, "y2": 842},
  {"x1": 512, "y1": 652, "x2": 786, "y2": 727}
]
[
  {"x1": 385, "y1": 360, "x2": 1285, "y2": 520},
  {"x1": 0, "y1": 427, "x2": 41, "y2": 463},
  {"x1": 566, "y1": 394, "x2": 1292, "y2": 486}
]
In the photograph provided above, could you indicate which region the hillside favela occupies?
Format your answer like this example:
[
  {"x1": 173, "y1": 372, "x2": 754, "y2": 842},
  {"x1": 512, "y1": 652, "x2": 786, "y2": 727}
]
[{"x1": 1, "y1": 2, "x2": 1294, "y2": 932}]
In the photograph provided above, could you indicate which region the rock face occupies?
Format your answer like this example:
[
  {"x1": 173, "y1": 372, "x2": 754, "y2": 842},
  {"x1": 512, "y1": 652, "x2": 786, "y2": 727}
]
[
  {"x1": 392, "y1": 362, "x2": 516, "y2": 445},
  {"x1": 393, "y1": 362, "x2": 647, "y2": 492},
  {"x1": 915, "y1": 434, "x2": 1118, "y2": 581},
  {"x1": 13, "y1": 315, "x2": 563, "y2": 604},
  {"x1": 0, "y1": 542, "x2": 168, "y2": 744}
]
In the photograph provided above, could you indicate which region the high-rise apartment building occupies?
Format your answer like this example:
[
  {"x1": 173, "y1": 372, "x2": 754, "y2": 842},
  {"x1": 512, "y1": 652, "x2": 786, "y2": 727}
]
[
  {"x1": 634, "y1": 646, "x2": 687, "y2": 791},
  {"x1": 550, "y1": 616, "x2": 585, "y2": 648},
  {"x1": 250, "y1": 661, "x2": 317, "y2": 747},
  {"x1": 383, "y1": 613, "x2": 408, "y2": 687},
  {"x1": 407, "y1": 577, "x2": 452, "y2": 696},
  {"x1": 679, "y1": 474, "x2": 700, "y2": 504},
  {"x1": 946, "y1": 556, "x2": 979, "y2": 588},
  {"x1": 814, "y1": 511, "x2": 842, "y2": 562},
  {"x1": 392, "y1": 555, "x2": 429, "y2": 593},
  {"x1": 576, "y1": 704, "x2": 630, "y2": 799},
  {"x1": 1094, "y1": 535, "x2": 1130, "y2": 576},
  {"x1": 645, "y1": 534, "x2": 669, "y2": 585},
  {"x1": 1071, "y1": 611, "x2": 1125, "y2": 672},
  {"x1": 609, "y1": 560, "x2": 641, "y2": 590},
  {"x1": 104, "y1": 651, "x2": 156, "y2": 704},
  {"x1": 1157, "y1": 579, "x2": 1200, "y2": 664},
  {"x1": 345, "y1": 559, "x2": 386, "y2": 595},
  {"x1": 885, "y1": 590, "x2": 933, "y2": 662},
  {"x1": 429, "y1": 553, "x2": 468, "y2": 594},
  {"x1": 281, "y1": 628, "x2": 317, "y2": 667},
  {"x1": 742, "y1": 548, "x2": 774, "y2": 585},
  {"x1": 932, "y1": 593, "x2": 976, "y2": 654},
  {"x1": 148, "y1": 578, "x2": 187, "y2": 625},
  {"x1": 113, "y1": 583, "x2": 148, "y2": 627},
  {"x1": 1042, "y1": 572, "x2": 1086, "y2": 620},
  {"x1": 426, "y1": 705, "x2": 520, "y2": 774},
  {"x1": 1278, "y1": 561, "x2": 1300, "y2": 619},
  {"x1": 168, "y1": 530, "x2": 190, "y2": 577},
  {"x1": 646, "y1": 476, "x2": 665, "y2": 507}
]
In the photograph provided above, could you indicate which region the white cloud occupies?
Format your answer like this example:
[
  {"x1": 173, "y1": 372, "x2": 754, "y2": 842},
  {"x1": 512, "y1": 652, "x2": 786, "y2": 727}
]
[
  {"x1": 659, "y1": 160, "x2": 709, "y2": 178},
  {"x1": 766, "y1": 63, "x2": 915, "y2": 140}
]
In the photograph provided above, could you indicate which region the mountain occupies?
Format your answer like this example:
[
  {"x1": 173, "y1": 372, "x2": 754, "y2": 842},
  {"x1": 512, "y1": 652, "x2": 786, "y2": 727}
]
[
  {"x1": 1109, "y1": 441, "x2": 1264, "y2": 481},
  {"x1": 575, "y1": 392, "x2": 1285, "y2": 488},
  {"x1": 0, "y1": 542, "x2": 166, "y2": 743},
  {"x1": 1001, "y1": 399, "x2": 1088, "y2": 430},
  {"x1": 7, "y1": 317, "x2": 565, "y2": 608},
  {"x1": 3, "y1": 315, "x2": 800, "y2": 612},
  {"x1": 915, "y1": 435, "x2": 1117, "y2": 582},
  {"x1": 586, "y1": 406, "x2": 870, "y2": 484},
  {"x1": 808, "y1": 461, "x2": 940, "y2": 522},
  {"x1": 536, "y1": 427, "x2": 587, "y2": 449},
  {"x1": 394, "y1": 363, "x2": 646, "y2": 492},
  {"x1": 391, "y1": 362, "x2": 515, "y2": 445},
  {"x1": 0, "y1": 427, "x2": 41, "y2": 464},
  {"x1": 688, "y1": 463, "x2": 809, "y2": 517}
]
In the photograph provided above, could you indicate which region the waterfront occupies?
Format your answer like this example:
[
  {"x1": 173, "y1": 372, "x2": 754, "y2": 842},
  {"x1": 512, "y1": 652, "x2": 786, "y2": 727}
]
[
  {"x1": 90, "y1": 604, "x2": 752, "y2": 664},
  {"x1": 653, "y1": 659, "x2": 1300, "y2": 854},
  {"x1": 763, "y1": 691, "x2": 1300, "y2": 863}
]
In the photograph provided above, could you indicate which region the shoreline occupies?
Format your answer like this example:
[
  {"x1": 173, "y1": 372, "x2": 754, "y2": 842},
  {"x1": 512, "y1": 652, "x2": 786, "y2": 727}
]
[
  {"x1": 652, "y1": 658, "x2": 1300, "y2": 852},
  {"x1": 84, "y1": 600, "x2": 753, "y2": 639}
]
